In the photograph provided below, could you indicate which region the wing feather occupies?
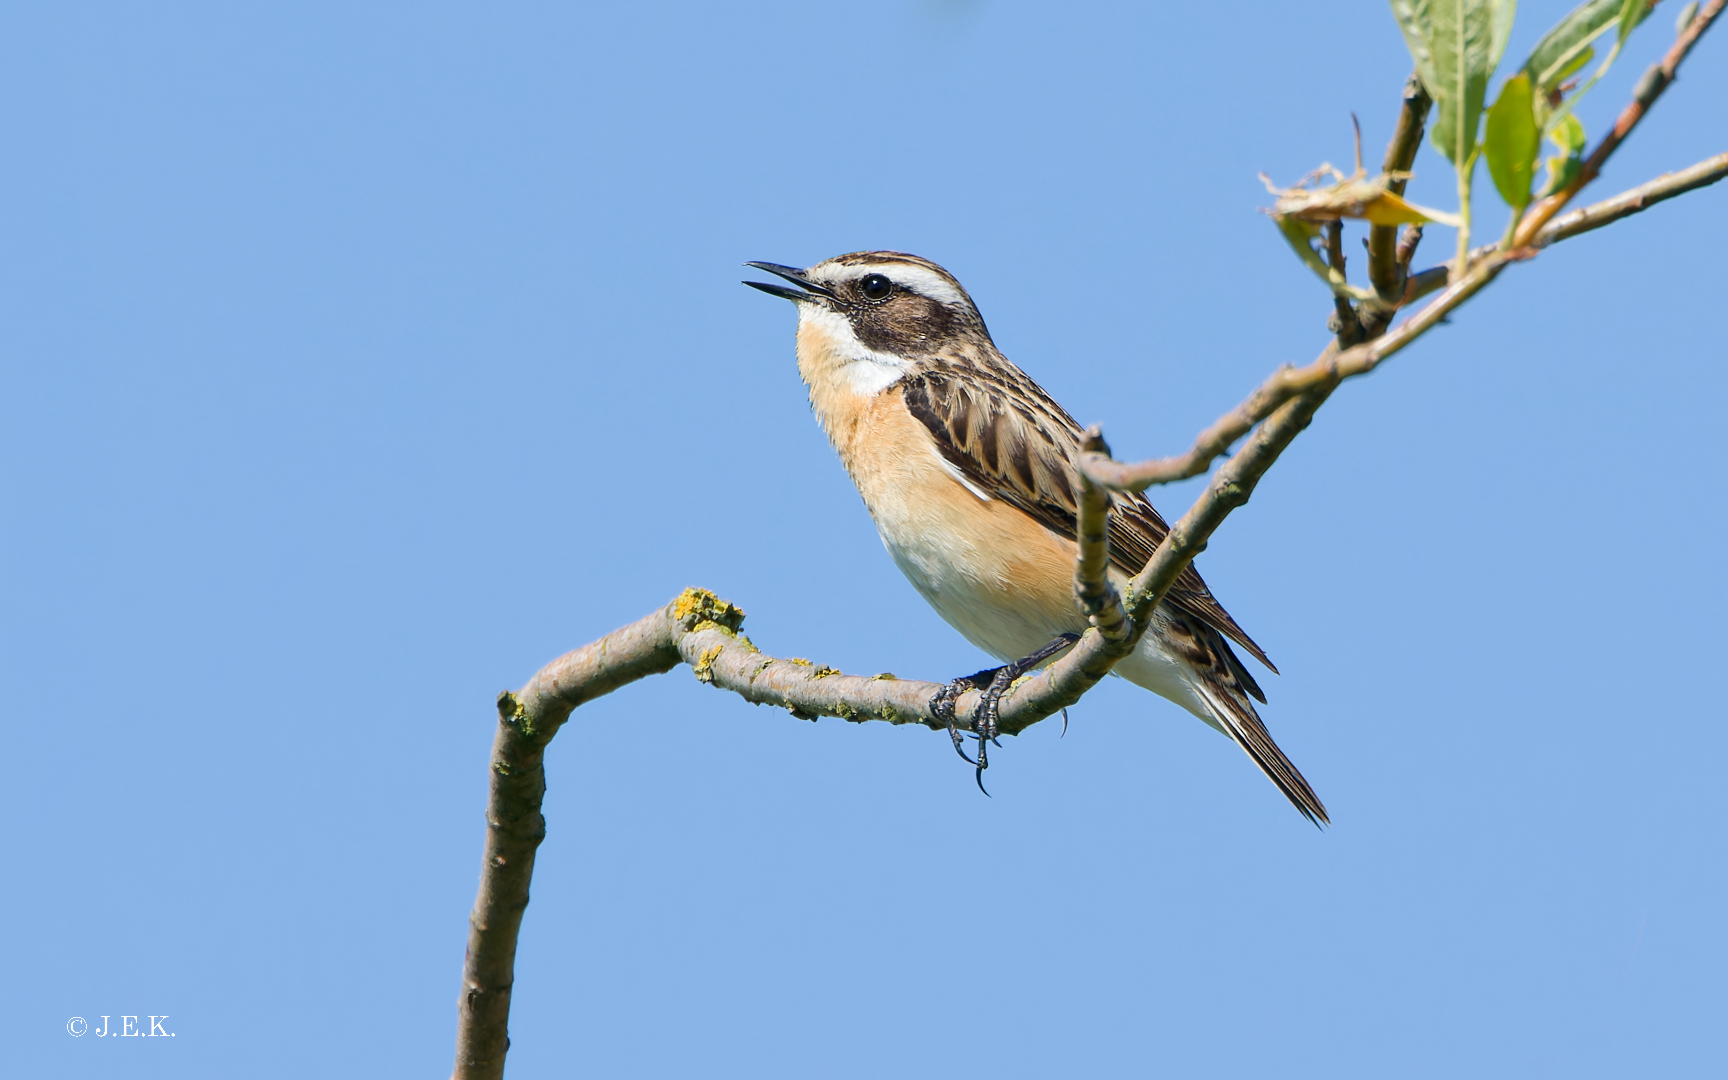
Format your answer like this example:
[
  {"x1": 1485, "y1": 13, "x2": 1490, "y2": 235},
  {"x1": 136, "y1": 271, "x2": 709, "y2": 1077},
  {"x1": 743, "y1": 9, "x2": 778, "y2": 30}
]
[{"x1": 900, "y1": 366, "x2": 1277, "y2": 675}]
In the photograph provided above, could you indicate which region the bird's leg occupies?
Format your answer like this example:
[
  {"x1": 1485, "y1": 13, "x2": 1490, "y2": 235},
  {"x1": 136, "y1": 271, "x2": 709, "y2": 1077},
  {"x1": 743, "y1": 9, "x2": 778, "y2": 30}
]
[{"x1": 928, "y1": 633, "x2": 1080, "y2": 793}]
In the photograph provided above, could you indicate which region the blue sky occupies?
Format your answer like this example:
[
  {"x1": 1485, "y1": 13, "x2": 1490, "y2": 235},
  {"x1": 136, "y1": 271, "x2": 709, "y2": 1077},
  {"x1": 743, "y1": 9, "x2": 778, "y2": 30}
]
[{"x1": 4, "y1": 2, "x2": 1724, "y2": 1077}]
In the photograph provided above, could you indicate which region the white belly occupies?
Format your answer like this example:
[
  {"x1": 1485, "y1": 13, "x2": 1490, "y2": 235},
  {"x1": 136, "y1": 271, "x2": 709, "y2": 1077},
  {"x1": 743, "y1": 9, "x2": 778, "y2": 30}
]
[
  {"x1": 878, "y1": 514, "x2": 1221, "y2": 731},
  {"x1": 878, "y1": 522, "x2": 1086, "y2": 662}
]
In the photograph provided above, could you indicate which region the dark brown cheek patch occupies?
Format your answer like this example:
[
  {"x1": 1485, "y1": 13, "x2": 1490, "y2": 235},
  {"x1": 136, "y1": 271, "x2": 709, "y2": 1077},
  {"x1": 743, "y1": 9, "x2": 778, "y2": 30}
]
[{"x1": 851, "y1": 294, "x2": 956, "y2": 355}]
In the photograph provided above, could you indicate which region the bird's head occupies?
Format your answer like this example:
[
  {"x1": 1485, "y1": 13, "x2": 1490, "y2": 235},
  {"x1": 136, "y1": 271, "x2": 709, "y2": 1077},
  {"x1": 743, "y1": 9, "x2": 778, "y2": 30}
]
[{"x1": 745, "y1": 251, "x2": 992, "y2": 397}]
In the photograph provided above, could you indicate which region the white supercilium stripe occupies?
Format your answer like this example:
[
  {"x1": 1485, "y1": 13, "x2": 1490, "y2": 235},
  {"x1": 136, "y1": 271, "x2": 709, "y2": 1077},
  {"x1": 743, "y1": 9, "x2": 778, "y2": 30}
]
[{"x1": 814, "y1": 262, "x2": 968, "y2": 307}]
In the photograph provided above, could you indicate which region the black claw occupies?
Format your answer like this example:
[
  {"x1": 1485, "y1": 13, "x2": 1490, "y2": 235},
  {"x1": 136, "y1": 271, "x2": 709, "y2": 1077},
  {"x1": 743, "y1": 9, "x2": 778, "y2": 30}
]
[
  {"x1": 1061, "y1": 707, "x2": 1070, "y2": 737},
  {"x1": 927, "y1": 633, "x2": 1081, "y2": 795},
  {"x1": 950, "y1": 731, "x2": 978, "y2": 766}
]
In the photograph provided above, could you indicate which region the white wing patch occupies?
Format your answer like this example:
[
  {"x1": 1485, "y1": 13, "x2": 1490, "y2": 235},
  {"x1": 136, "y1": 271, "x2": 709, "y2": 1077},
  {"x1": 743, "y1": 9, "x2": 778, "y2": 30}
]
[{"x1": 934, "y1": 454, "x2": 993, "y2": 502}]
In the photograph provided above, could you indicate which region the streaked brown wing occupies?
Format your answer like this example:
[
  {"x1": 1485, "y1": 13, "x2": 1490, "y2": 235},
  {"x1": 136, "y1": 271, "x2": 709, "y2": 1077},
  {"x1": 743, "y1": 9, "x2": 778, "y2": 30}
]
[{"x1": 900, "y1": 365, "x2": 1276, "y2": 680}]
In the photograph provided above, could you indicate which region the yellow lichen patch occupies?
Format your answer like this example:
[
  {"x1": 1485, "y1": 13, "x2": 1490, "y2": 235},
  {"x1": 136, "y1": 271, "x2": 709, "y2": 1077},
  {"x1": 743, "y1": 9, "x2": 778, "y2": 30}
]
[
  {"x1": 692, "y1": 644, "x2": 725, "y2": 684},
  {"x1": 810, "y1": 665, "x2": 840, "y2": 679},
  {"x1": 872, "y1": 672, "x2": 898, "y2": 681},
  {"x1": 788, "y1": 657, "x2": 813, "y2": 667},
  {"x1": 673, "y1": 588, "x2": 747, "y2": 634},
  {"x1": 497, "y1": 690, "x2": 536, "y2": 734}
]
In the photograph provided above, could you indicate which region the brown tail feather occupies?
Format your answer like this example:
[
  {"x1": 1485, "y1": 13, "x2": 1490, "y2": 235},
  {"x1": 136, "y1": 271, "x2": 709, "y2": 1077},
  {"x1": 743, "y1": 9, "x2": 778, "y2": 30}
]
[{"x1": 1189, "y1": 628, "x2": 1328, "y2": 826}]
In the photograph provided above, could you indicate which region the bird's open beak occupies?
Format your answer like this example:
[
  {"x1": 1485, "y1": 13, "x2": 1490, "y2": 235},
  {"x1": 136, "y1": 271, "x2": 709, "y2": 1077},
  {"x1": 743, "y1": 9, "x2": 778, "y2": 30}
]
[{"x1": 743, "y1": 262, "x2": 839, "y2": 304}]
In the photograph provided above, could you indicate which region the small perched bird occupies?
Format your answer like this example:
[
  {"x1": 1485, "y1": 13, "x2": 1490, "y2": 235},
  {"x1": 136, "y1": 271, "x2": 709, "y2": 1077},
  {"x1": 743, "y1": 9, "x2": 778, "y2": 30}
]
[{"x1": 745, "y1": 252, "x2": 1326, "y2": 823}]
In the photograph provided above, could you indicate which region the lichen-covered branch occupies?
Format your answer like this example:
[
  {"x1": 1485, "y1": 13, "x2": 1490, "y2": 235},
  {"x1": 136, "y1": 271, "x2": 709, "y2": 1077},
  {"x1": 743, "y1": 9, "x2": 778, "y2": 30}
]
[
  {"x1": 450, "y1": 584, "x2": 1143, "y2": 1078},
  {"x1": 453, "y1": 545, "x2": 1188, "y2": 1076}
]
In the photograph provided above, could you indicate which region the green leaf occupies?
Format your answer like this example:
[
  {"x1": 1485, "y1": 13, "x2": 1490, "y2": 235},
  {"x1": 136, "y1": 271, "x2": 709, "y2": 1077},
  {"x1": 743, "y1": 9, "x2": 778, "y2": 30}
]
[
  {"x1": 1522, "y1": 0, "x2": 1621, "y2": 97},
  {"x1": 1390, "y1": 1, "x2": 1440, "y2": 94},
  {"x1": 1551, "y1": 112, "x2": 1587, "y2": 155},
  {"x1": 1489, "y1": 0, "x2": 1519, "y2": 69},
  {"x1": 1538, "y1": 113, "x2": 1587, "y2": 196},
  {"x1": 1484, "y1": 73, "x2": 1539, "y2": 210},
  {"x1": 1548, "y1": 44, "x2": 1596, "y2": 89},
  {"x1": 1390, "y1": 1, "x2": 1508, "y2": 167},
  {"x1": 1431, "y1": 0, "x2": 1498, "y2": 166},
  {"x1": 1527, "y1": 0, "x2": 1658, "y2": 133},
  {"x1": 1614, "y1": 0, "x2": 1649, "y2": 53}
]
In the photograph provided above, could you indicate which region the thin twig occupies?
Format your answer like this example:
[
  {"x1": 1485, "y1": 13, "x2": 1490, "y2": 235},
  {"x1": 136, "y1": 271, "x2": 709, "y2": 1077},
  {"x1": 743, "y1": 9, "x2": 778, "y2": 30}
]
[
  {"x1": 1366, "y1": 74, "x2": 1432, "y2": 303},
  {"x1": 1077, "y1": 362, "x2": 1350, "y2": 491},
  {"x1": 1073, "y1": 427, "x2": 1131, "y2": 642},
  {"x1": 1538, "y1": 150, "x2": 1728, "y2": 244},
  {"x1": 1080, "y1": 145, "x2": 1726, "y2": 497},
  {"x1": 1400, "y1": 150, "x2": 1728, "y2": 307},
  {"x1": 1513, "y1": 0, "x2": 1724, "y2": 247},
  {"x1": 1097, "y1": 6, "x2": 1722, "y2": 612},
  {"x1": 1325, "y1": 220, "x2": 1363, "y2": 347},
  {"x1": 1121, "y1": 249, "x2": 1512, "y2": 618}
]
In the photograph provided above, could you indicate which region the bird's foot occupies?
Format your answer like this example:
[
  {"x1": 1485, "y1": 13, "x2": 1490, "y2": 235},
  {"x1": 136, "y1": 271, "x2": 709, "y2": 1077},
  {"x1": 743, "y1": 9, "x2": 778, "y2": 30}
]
[{"x1": 928, "y1": 633, "x2": 1080, "y2": 795}]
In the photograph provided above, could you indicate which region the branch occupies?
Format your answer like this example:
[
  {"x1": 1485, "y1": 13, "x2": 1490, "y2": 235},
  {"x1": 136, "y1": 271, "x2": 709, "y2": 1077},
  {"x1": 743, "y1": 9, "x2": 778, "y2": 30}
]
[{"x1": 452, "y1": 608, "x2": 682, "y2": 1080}]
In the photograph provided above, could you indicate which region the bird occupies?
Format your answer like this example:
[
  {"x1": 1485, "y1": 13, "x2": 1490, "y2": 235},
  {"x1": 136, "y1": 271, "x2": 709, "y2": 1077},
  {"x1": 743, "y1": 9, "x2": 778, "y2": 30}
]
[{"x1": 744, "y1": 251, "x2": 1326, "y2": 824}]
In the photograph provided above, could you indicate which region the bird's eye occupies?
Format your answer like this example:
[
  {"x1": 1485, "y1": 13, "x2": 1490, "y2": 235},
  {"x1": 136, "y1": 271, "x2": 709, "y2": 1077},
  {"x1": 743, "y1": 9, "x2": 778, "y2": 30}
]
[{"x1": 859, "y1": 274, "x2": 893, "y2": 301}]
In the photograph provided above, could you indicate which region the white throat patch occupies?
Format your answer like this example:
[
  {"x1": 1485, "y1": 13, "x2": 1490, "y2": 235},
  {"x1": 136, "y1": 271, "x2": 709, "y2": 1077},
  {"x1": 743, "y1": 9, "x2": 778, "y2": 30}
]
[{"x1": 796, "y1": 303, "x2": 911, "y2": 397}]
